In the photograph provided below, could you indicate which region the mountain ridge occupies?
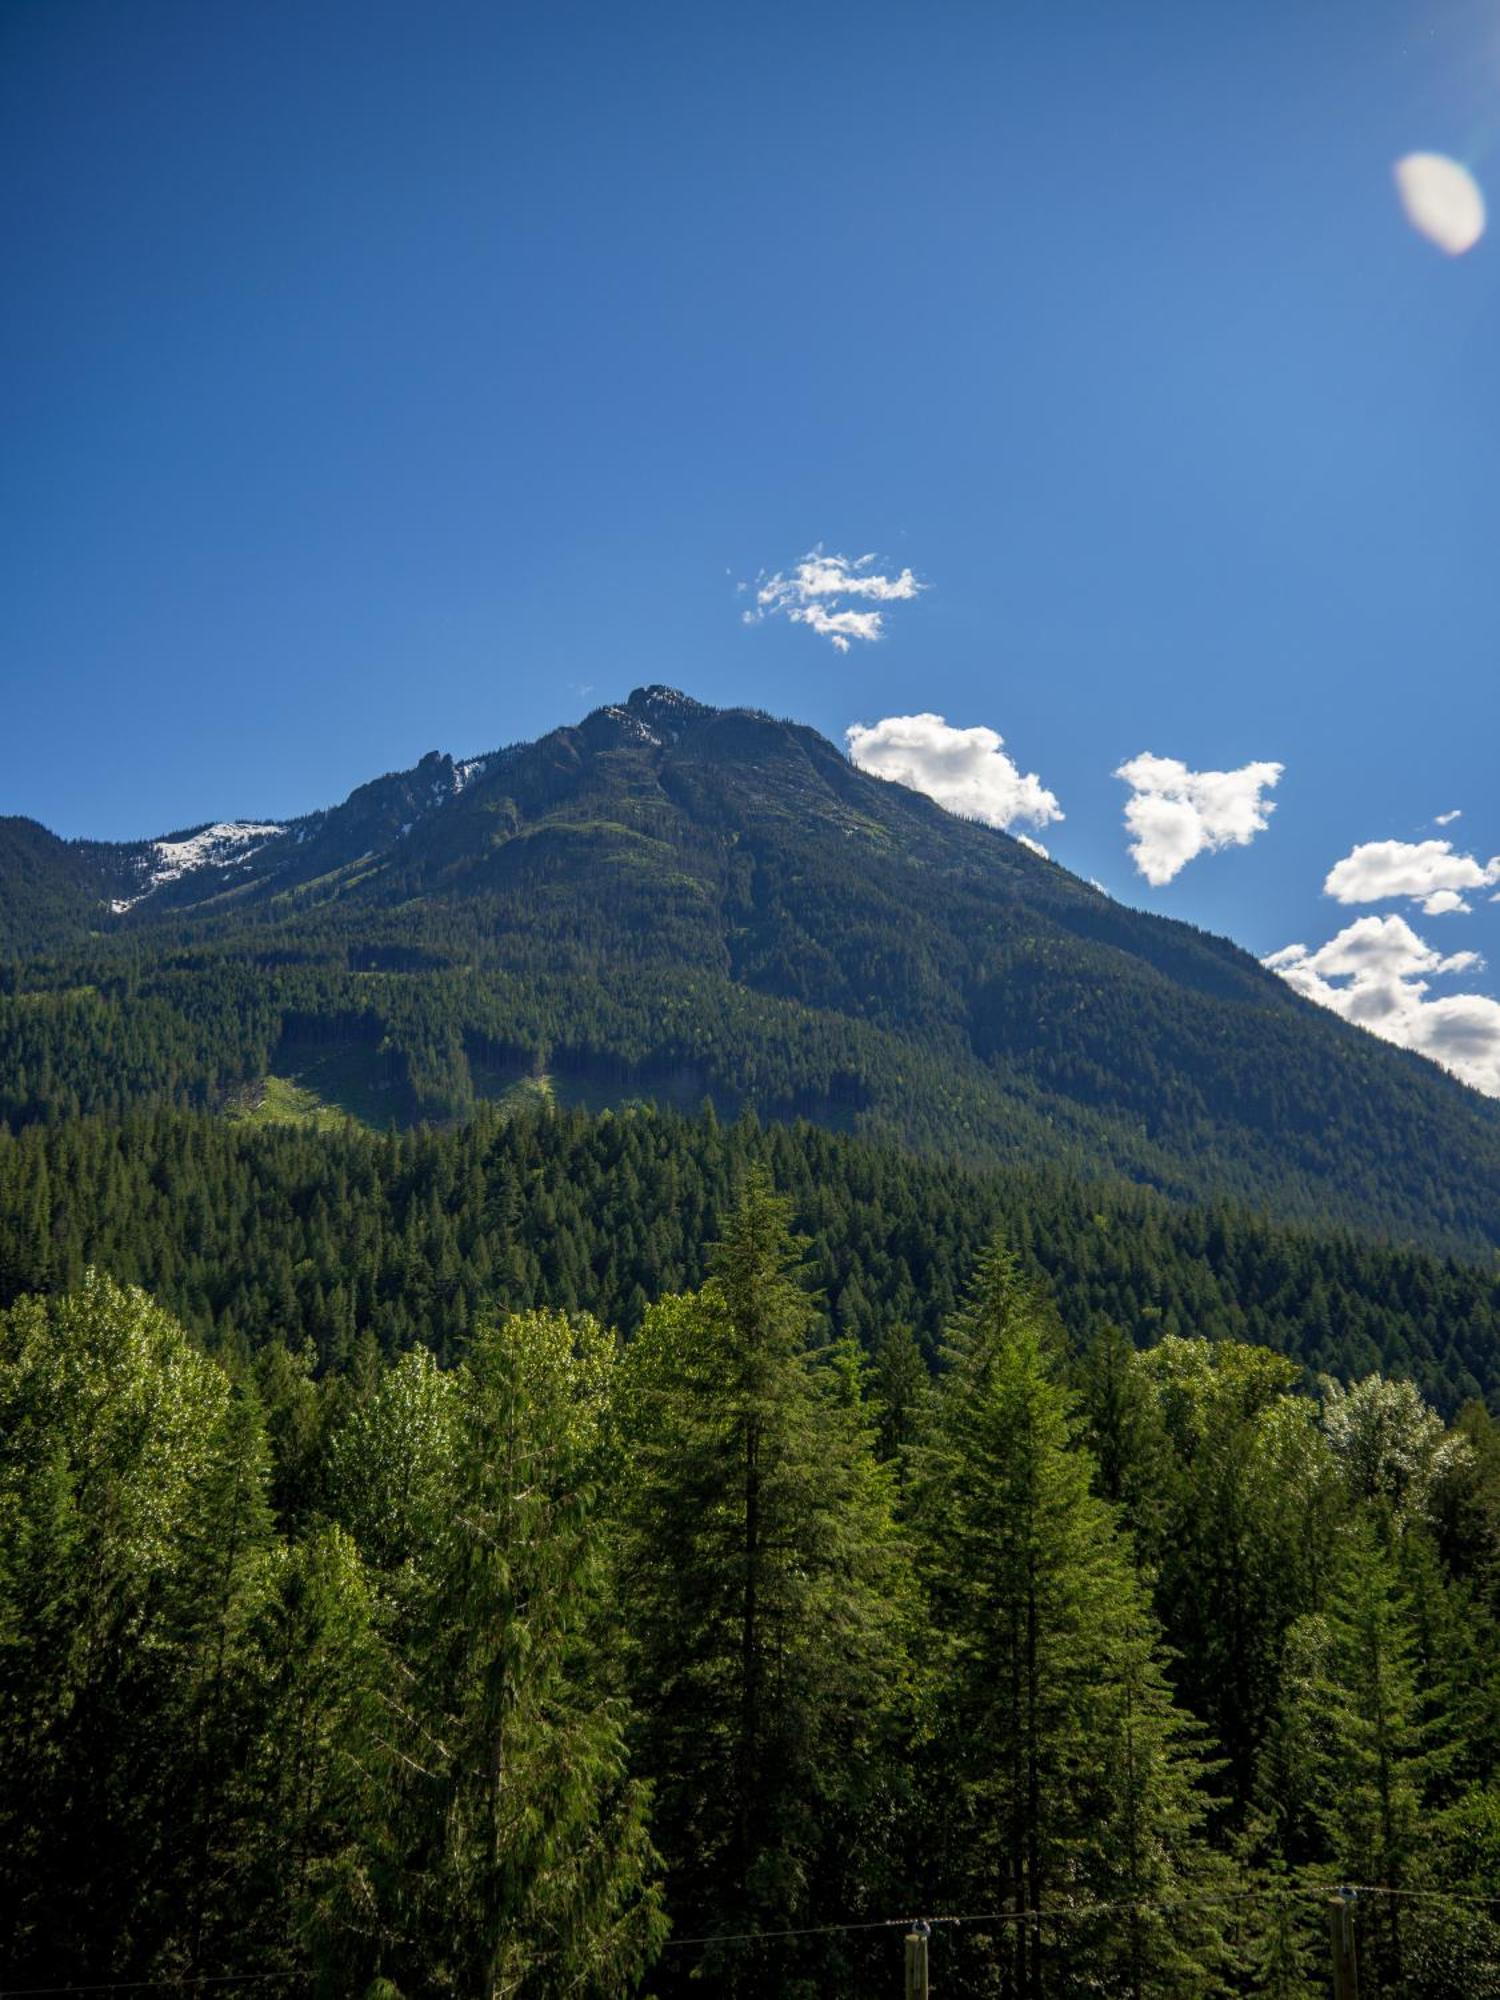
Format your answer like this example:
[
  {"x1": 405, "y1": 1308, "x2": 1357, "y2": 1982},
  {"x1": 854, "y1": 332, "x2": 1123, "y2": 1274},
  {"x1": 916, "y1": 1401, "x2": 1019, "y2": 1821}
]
[
  {"x1": 3, "y1": 684, "x2": 1499, "y2": 1252},
  {"x1": 0, "y1": 687, "x2": 794, "y2": 931}
]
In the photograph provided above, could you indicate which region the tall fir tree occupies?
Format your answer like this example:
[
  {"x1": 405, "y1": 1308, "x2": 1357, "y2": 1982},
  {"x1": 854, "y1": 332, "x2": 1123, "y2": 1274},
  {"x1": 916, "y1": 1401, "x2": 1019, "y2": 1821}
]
[
  {"x1": 246, "y1": 1521, "x2": 386, "y2": 1994},
  {"x1": 347, "y1": 1310, "x2": 665, "y2": 1999},
  {"x1": 613, "y1": 1172, "x2": 912, "y2": 1996},
  {"x1": 1263, "y1": 1517, "x2": 1454, "y2": 1995},
  {"x1": 912, "y1": 1244, "x2": 1230, "y2": 1999}
]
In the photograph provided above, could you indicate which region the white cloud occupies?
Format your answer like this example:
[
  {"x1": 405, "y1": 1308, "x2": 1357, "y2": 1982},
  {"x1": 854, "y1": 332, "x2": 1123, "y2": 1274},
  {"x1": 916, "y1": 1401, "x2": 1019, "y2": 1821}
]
[
  {"x1": 791, "y1": 603, "x2": 886, "y2": 651},
  {"x1": 1015, "y1": 833, "x2": 1050, "y2": 858},
  {"x1": 1323, "y1": 837, "x2": 1500, "y2": 914},
  {"x1": 1393, "y1": 152, "x2": 1486, "y2": 255},
  {"x1": 846, "y1": 713, "x2": 1063, "y2": 831},
  {"x1": 1264, "y1": 915, "x2": 1479, "y2": 989},
  {"x1": 1115, "y1": 752, "x2": 1284, "y2": 886},
  {"x1": 1435, "y1": 809, "x2": 1463, "y2": 827},
  {"x1": 1265, "y1": 914, "x2": 1500, "y2": 1097},
  {"x1": 761, "y1": 551, "x2": 922, "y2": 606},
  {"x1": 747, "y1": 547, "x2": 926, "y2": 652}
]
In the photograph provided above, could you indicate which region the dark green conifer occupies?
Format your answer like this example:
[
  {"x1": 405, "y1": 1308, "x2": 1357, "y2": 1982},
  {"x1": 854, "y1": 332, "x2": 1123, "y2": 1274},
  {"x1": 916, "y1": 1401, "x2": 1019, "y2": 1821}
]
[
  {"x1": 614, "y1": 1172, "x2": 911, "y2": 1994},
  {"x1": 913, "y1": 1245, "x2": 1229, "y2": 1998}
]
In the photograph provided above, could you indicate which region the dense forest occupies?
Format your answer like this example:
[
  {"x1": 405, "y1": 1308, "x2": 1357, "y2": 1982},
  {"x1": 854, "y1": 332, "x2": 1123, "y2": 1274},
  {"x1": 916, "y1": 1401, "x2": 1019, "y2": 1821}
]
[
  {"x1": 6, "y1": 1178, "x2": 1500, "y2": 1996},
  {"x1": 4, "y1": 1101, "x2": 1500, "y2": 1411}
]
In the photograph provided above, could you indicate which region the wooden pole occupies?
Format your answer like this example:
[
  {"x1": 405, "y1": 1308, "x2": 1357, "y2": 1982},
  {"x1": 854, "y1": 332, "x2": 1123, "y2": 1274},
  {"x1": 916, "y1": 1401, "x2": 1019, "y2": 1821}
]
[
  {"x1": 1329, "y1": 1892, "x2": 1359, "y2": 2000},
  {"x1": 904, "y1": 1920, "x2": 930, "y2": 1999}
]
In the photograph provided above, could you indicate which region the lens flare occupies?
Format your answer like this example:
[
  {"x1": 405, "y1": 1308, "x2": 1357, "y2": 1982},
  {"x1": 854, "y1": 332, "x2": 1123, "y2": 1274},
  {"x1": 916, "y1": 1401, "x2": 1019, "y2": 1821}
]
[{"x1": 1393, "y1": 152, "x2": 1486, "y2": 255}]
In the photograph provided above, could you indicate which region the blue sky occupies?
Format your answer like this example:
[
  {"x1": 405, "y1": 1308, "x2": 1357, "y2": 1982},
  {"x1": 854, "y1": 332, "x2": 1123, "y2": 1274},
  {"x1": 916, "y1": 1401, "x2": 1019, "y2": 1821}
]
[{"x1": 5, "y1": 0, "x2": 1500, "y2": 1085}]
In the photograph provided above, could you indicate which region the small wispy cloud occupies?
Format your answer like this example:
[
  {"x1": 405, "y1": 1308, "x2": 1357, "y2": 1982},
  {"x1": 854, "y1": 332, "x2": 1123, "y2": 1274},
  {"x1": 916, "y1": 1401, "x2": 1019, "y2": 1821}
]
[
  {"x1": 1115, "y1": 752, "x2": 1283, "y2": 886},
  {"x1": 1323, "y1": 837, "x2": 1500, "y2": 917},
  {"x1": 745, "y1": 547, "x2": 926, "y2": 652},
  {"x1": 1435, "y1": 809, "x2": 1463, "y2": 827},
  {"x1": 792, "y1": 604, "x2": 886, "y2": 649},
  {"x1": 845, "y1": 712, "x2": 1062, "y2": 831},
  {"x1": 1266, "y1": 914, "x2": 1500, "y2": 1097}
]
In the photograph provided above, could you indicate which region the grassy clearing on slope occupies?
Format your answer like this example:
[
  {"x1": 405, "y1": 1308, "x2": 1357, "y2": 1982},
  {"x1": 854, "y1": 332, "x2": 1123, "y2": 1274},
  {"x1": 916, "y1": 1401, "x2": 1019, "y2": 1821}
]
[
  {"x1": 469, "y1": 1063, "x2": 557, "y2": 1114},
  {"x1": 227, "y1": 1073, "x2": 353, "y2": 1131},
  {"x1": 225, "y1": 1038, "x2": 416, "y2": 1129}
]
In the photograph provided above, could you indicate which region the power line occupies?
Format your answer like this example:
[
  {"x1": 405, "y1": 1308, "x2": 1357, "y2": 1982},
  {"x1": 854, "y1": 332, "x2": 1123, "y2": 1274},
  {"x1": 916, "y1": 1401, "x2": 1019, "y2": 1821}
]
[
  {"x1": 927, "y1": 1884, "x2": 1280, "y2": 1930},
  {"x1": 14, "y1": 1879, "x2": 1500, "y2": 1987},
  {"x1": 659, "y1": 1878, "x2": 1500, "y2": 1953},
  {"x1": 663, "y1": 1914, "x2": 910, "y2": 1949},
  {"x1": 1305, "y1": 1883, "x2": 1500, "y2": 1908},
  {"x1": 665, "y1": 1883, "x2": 1275, "y2": 1948}
]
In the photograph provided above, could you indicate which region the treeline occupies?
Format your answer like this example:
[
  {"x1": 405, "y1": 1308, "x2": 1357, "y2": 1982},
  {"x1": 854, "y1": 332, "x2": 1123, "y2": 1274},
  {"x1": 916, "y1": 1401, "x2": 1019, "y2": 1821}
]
[
  {"x1": 5, "y1": 1184, "x2": 1500, "y2": 1995},
  {"x1": 3, "y1": 1101, "x2": 1500, "y2": 1411}
]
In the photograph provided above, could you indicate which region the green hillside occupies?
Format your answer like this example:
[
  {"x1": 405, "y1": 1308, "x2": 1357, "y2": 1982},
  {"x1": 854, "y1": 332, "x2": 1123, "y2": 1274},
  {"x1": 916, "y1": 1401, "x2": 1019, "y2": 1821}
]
[
  {"x1": 4, "y1": 1099, "x2": 1499, "y2": 1412},
  {"x1": 3, "y1": 685, "x2": 1499, "y2": 1249}
]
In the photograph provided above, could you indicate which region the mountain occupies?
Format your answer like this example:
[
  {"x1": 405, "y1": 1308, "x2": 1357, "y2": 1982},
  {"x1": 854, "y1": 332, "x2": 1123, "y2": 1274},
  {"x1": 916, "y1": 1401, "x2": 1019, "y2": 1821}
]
[{"x1": 3, "y1": 684, "x2": 1499, "y2": 1249}]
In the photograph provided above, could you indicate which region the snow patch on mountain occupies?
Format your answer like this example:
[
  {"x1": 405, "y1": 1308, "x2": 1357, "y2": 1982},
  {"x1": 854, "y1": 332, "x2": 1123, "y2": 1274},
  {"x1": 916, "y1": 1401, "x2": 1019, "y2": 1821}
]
[
  {"x1": 598, "y1": 705, "x2": 661, "y2": 746},
  {"x1": 110, "y1": 822, "x2": 288, "y2": 912}
]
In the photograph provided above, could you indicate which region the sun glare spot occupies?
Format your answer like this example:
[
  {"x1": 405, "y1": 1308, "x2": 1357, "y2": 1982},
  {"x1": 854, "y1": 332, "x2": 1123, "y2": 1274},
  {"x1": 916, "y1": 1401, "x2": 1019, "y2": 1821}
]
[{"x1": 1393, "y1": 152, "x2": 1486, "y2": 255}]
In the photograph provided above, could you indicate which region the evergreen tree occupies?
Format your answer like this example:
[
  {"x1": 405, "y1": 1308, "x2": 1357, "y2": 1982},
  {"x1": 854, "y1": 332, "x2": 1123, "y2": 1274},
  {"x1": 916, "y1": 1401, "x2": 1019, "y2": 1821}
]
[
  {"x1": 1076, "y1": 1319, "x2": 1169, "y2": 1528},
  {"x1": 169, "y1": 1375, "x2": 279, "y2": 1982},
  {"x1": 249, "y1": 1522, "x2": 389, "y2": 1993},
  {"x1": 1133, "y1": 1337, "x2": 1339, "y2": 1811},
  {"x1": 1268, "y1": 1519, "x2": 1452, "y2": 1994},
  {"x1": 0, "y1": 1274, "x2": 297, "y2": 1985},
  {"x1": 613, "y1": 1172, "x2": 911, "y2": 1995},
  {"x1": 913, "y1": 1244, "x2": 1228, "y2": 1999},
  {"x1": 1239, "y1": 1861, "x2": 1323, "y2": 2000},
  {"x1": 324, "y1": 1343, "x2": 458, "y2": 1573},
  {"x1": 869, "y1": 1317, "x2": 930, "y2": 1476},
  {"x1": 356, "y1": 1310, "x2": 665, "y2": 1999}
]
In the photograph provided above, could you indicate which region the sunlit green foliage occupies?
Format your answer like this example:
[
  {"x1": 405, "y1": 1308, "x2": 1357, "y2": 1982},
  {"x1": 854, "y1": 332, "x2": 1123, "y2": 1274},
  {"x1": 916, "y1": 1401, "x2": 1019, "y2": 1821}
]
[{"x1": 4, "y1": 1188, "x2": 1500, "y2": 1994}]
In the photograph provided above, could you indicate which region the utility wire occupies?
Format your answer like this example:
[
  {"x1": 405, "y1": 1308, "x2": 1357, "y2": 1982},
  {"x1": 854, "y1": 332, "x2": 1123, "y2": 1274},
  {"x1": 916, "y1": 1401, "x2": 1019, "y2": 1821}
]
[
  {"x1": 664, "y1": 1884, "x2": 1269, "y2": 1949},
  {"x1": 663, "y1": 1914, "x2": 911, "y2": 1948},
  {"x1": 13, "y1": 1880, "x2": 1500, "y2": 1985},
  {"x1": 661, "y1": 1878, "x2": 1500, "y2": 1951},
  {"x1": 1305, "y1": 1883, "x2": 1500, "y2": 1907}
]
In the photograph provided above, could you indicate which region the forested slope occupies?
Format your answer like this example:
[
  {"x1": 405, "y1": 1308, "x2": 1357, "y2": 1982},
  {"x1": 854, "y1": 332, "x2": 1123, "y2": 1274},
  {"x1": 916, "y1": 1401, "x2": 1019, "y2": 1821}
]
[
  {"x1": 4, "y1": 686, "x2": 1500, "y2": 1250},
  {"x1": 5, "y1": 1100, "x2": 1499, "y2": 1410}
]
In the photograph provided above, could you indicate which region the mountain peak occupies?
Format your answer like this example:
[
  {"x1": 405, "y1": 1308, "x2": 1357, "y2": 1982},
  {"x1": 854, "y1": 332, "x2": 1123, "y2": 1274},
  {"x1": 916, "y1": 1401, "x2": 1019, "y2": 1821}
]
[{"x1": 625, "y1": 685, "x2": 713, "y2": 739}]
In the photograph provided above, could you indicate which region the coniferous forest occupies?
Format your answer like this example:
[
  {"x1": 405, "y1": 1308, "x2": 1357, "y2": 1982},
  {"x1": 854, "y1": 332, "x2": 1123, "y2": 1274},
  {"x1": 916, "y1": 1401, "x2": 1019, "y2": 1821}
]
[
  {"x1": 6, "y1": 1165, "x2": 1500, "y2": 1996},
  {"x1": 6, "y1": 701, "x2": 1500, "y2": 1995}
]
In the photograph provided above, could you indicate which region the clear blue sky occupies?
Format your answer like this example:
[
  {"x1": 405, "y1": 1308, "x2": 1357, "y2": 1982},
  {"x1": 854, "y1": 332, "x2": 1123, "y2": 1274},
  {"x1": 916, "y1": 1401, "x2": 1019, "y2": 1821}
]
[{"x1": 4, "y1": 0, "x2": 1500, "y2": 1042}]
